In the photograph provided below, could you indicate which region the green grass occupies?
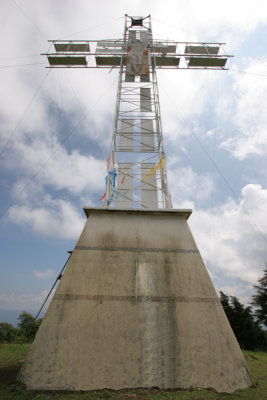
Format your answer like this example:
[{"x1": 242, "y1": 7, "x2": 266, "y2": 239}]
[
  {"x1": 0, "y1": 343, "x2": 31, "y2": 364},
  {"x1": 0, "y1": 344, "x2": 266, "y2": 400}
]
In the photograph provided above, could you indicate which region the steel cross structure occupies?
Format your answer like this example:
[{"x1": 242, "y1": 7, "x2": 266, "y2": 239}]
[{"x1": 44, "y1": 14, "x2": 232, "y2": 209}]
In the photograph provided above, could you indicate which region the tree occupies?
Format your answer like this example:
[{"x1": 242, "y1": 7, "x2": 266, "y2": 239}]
[
  {"x1": 219, "y1": 291, "x2": 267, "y2": 351},
  {"x1": 0, "y1": 322, "x2": 18, "y2": 343},
  {"x1": 219, "y1": 292, "x2": 234, "y2": 319},
  {"x1": 251, "y1": 268, "x2": 267, "y2": 326},
  {"x1": 17, "y1": 311, "x2": 42, "y2": 343}
]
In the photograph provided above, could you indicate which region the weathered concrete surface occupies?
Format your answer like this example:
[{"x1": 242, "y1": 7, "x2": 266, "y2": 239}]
[{"x1": 20, "y1": 208, "x2": 253, "y2": 392}]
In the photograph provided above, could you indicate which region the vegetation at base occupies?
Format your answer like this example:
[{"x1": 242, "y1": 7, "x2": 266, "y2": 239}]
[
  {"x1": 219, "y1": 291, "x2": 267, "y2": 351},
  {"x1": 251, "y1": 268, "x2": 267, "y2": 327},
  {"x1": 218, "y1": 267, "x2": 267, "y2": 352},
  {"x1": 0, "y1": 343, "x2": 31, "y2": 365},
  {"x1": 0, "y1": 344, "x2": 267, "y2": 399},
  {"x1": 0, "y1": 311, "x2": 42, "y2": 344}
]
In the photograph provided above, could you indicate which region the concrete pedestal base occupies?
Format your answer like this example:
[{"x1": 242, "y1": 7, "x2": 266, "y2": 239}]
[{"x1": 20, "y1": 208, "x2": 253, "y2": 392}]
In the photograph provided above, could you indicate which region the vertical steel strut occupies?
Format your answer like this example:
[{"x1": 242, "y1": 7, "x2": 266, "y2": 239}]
[{"x1": 104, "y1": 15, "x2": 172, "y2": 209}]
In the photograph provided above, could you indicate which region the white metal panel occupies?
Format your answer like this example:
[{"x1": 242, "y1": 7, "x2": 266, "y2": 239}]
[
  {"x1": 141, "y1": 120, "x2": 155, "y2": 151},
  {"x1": 152, "y1": 43, "x2": 177, "y2": 54},
  {"x1": 97, "y1": 41, "x2": 123, "y2": 48},
  {"x1": 140, "y1": 88, "x2": 152, "y2": 112},
  {"x1": 116, "y1": 163, "x2": 133, "y2": 208},
  {"x1": 141, "y1": 163, "x2": 158, "y2": 208},
  {"x1": 96, "y1": 48, "x2": 124, "y2": 54},
  {"x1": 119, "y1": 119, "x2": 134, "y2": 151},
  {"x1": 185, "y1": 45, "x2": 220, "y2": 55},
  {"x1": 54, "y1": 43, "x2": 90, "y2": 52}
]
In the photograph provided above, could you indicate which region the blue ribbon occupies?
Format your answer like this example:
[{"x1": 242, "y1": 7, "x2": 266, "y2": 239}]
[{"x1": 108, "y1": 169, "x2": 117, "y2": 189}]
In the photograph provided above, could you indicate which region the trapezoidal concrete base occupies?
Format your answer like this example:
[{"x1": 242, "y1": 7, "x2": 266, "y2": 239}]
[{"x1": 20, "y1": 208, "x2": 253, "y2": 393}]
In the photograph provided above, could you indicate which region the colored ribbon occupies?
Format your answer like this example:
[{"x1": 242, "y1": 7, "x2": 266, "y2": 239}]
[{"x1": 143, "y1": 156, "x2": 165, "y2": 181}]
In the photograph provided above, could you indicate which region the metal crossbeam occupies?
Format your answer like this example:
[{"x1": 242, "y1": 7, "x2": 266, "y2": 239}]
[
  {"x1": 44, "y1": 34, "x2": 232, "y2": 71},
  {"x1": 44, "y1": 14, "x2": 232, "y2": 209}
]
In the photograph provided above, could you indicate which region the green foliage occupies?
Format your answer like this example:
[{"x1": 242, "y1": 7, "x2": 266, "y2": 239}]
[
  {"x1": 17, "y1": 311, "x2": 42, "y2": 343},
  {"x1": 0, "y1": 323, "x2": 18, "y2": 343},
  {"x1": 0, "y1": 312, "x2": 42, "y2": 344},
  {"x1": 251, "y1": 268, "x2": 267, "y2": 326},
  {"x1": 220, "y1": 291, "x2": 267, "y2": 351}
]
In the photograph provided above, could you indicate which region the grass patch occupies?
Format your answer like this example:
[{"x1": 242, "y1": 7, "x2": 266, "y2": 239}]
[
  {"x1": 0, "y1": 343, "x2": 31, "y2": 364},
  {"x1": 0, "y1": 344, "x2": 266, "y2": 399}
]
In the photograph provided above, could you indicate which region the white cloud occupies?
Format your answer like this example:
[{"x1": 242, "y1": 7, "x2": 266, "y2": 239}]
[
  {"x1": 159, "y1": 69, "x2": 224, "y2": 144},
  {"x1": 221, "y1": 59, "x2": 267, "y2": 159},
  {"x1": 189, "y1": 184, "x2": 267, "y2": 286},
  {"x1": 168, "y1": 164, "x2": 215, "y2": 206},
  {"x1": 8, "y1": 199, "x2": 85, "y2": 239},
  {"x1": 33, "y1": 268, "x2": 55, "y2": 279},
  {"x1": 217, "y1": 282, "x2": 254, "y2": 306},
  {"x1": 2, "y1": 125, "x2": 106, "y2": 208},
  {"x1": 150, "y1": 0, "x2": 267, "y2": 46},
  {"x1": 0, "y1": 289, "x2": 55, "y2": 311}
]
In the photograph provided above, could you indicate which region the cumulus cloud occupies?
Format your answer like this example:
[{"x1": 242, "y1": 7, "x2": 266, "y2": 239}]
[
  {"x1": 218, "y1": 282, "x2": 254, "y2": 306},
  {"x1": 189, "y1": 184, "x2": 267, "y2": 286},
  {"x1": 159, "y1": 69, "x2": 227, "y2": 145},
  {"x1": 151, "y1": 0, "x2": 267, "y2": 46},
  {"x1": 33, "y1": 268, "x2": 55, "y2": 279},
  {"x1": 221, "y1": 58, "x2": 267, "y2": 159},
  {"x1": 8, "y1": 199, "x2": 85, "y2": 239},
  {"x1": 6, "y1": 140, "x2": 106, "y2": 195},
  {"x1": 168, "y1": 164, "x2": 215, "y2": 207}
]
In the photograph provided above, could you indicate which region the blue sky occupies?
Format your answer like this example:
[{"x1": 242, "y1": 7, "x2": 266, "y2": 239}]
[{"x1": 0, "y1": 0, "x2": 267, "y2": 324}]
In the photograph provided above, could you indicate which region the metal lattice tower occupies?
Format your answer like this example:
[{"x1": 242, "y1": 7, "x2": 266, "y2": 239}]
[{"x1": 44, "y1": 14, "x2": 232, "y2": 209}]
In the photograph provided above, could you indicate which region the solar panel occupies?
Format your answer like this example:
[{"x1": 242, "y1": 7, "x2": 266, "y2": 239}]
[
  {"x1": 125, "y1": 74, "x2": 135, "y2": 82},
  {"x1": 140, "y1": 75, "x2": 150, "y2": 82},
  {"x1": 154, "y1": 57, "x2": 180, "y2": 66},
  {"x1": 187, "y1": 57, "x2": 227, "y2": 67},
  {"x1": 95, "y1": 56, "x2": 123, "y2": 66},
  {"x1": 185, "y1": 45, "x2": 220, "y2": 55},
  {"x1": 48, "y1": 56, "x2": 87, "y2": 66},
  {"x1": 54, "y1": 43, "x2": 90, "y2": 52}
]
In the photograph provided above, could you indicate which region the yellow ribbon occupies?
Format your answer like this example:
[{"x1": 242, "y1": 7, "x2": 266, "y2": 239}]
[{"x1": 143, "y1": 156, "x2": 165, "y2": 181}]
